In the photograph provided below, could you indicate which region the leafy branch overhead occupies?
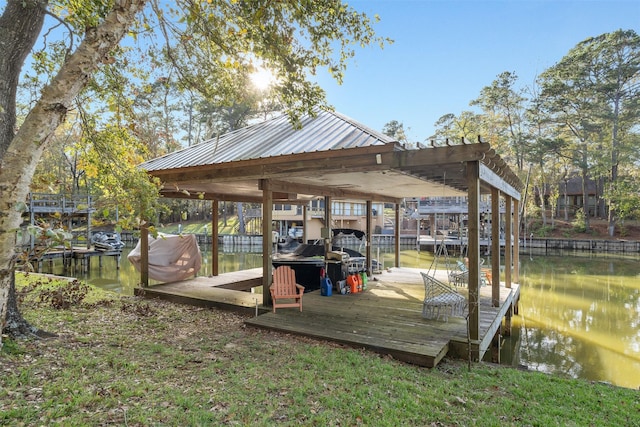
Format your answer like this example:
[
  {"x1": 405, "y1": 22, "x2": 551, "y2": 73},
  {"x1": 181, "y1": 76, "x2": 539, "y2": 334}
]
[
  {"x1": 0, "y1": 0, "x2": 391, "y2": 343},
  {"x1": 16, "y1": 0, "x2": 392, "y2": 228},
  {"x1": 149, "y1": 0, "x2": 392, "y2": 124}
]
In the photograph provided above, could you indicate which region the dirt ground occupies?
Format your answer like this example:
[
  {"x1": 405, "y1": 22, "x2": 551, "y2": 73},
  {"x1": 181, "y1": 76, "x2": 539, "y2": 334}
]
[{"x1": 528, "y1": 217, "x2": 640, "y2": 240}]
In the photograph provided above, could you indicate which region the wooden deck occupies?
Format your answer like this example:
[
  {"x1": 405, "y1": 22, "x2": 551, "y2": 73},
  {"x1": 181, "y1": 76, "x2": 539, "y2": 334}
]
[
  {"x1": 135, "y1": 268, "x2": 265, "y2": 314},
  {"x1": 136, "y1": 267, "x2": 519, "y2": 368},
  {"x1": 246, "y1": 268, "x2": 519, "y2": 367}
]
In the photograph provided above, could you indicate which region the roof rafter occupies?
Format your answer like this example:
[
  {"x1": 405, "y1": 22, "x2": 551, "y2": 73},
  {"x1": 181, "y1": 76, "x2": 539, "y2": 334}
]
[{"x1": 264, "y1": 180, "x2": 402, "y2": 204}]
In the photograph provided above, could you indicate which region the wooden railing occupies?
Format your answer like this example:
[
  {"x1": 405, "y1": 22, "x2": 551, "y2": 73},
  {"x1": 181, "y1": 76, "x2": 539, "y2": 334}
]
[{"x1": 27, "y1": 193, "x2": 94, "y2": 214}]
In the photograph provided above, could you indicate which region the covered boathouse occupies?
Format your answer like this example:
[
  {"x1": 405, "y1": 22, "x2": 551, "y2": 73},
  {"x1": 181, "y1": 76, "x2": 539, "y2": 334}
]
[{"x1": 136, "y1": 110, "x2": 524, "y2": 366}]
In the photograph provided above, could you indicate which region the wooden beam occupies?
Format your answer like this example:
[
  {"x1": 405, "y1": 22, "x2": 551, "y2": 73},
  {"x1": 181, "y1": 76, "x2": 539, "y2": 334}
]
[
  {"x1": 385, "y1": 144, "x2": 489, "y2": 168},
  {"x1": 302, "y1": 204, "x2": 308, "y2": 244},
  {"x1": 161, "y1": 189, "x2": 298, "y2": 203},
  {"x1": 324, "y1": 196, "x2": 332, "y2": 257},
  {"x1": 146, "y1": 143, "x2": 396, "y2": 176},
  {"x1": 366, "y1": 200, "x2": 373, "y2": 275},
  {"x1": 261, "y1": 179, "x2": 273, "y2": 306},
  {"x1": 479, "y1": 163, "x2": 521, "y2": 200},
  {"x1": 513, "y1": 199, "x2": 520, "y2": 284},
  {"x1": 505, "y1": 195, "x2": 513, "y2": 289},
  {"x1": 152, "y1": 144, "x2": 521, "y2": 195},
  {"x1": 276, "y1": 199, "x2": 311, "y2": 206},
  {"x1": 141, "y1": 221, "x2": 149, "y2": 287},
  {"x1": 248, "y1": 182, "x2": 298, "y2": 198},
  {"x1": 491, "y1": 188, "x2": 500, "y2": 307},
  {"x1": 266, "y1": 180, "x2": 402, "y2": 204},
  {"x1": 211, "y1": 200, "x2": 219, "y2": 276},
  {"x1": 152, "y1": 145, "x2": 522, "y2": 206},
  {"x1": 86, "y1": 197, "x2": 92, "y2": 250},
  {"x1": 467, "y1": 161, "x2": 480, "y2": 346},
  {"x1": 394, "y1": 203, "x2": 400, "y2": 268},
  {"x1": 160, "y1": 190, "x2": 264, "y2": 204},
  {"x1": 150, "y1": 151, "x2": 390, "y2": 184}
]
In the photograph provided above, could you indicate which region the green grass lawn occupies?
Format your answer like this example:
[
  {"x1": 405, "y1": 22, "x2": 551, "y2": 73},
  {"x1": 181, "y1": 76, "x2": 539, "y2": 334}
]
[
  {"x1": 158, "y1": 217, "x2": 240, "y2": 235},
  {"x1": 2, "y1": 275, "x2": 638, "y2": 426}
]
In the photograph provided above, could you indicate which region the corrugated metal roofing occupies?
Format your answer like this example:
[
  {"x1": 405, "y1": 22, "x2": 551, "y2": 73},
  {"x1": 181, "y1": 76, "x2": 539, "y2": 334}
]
[{"x1": 140, "y1": 110, "x2": 398, "y2": 172}]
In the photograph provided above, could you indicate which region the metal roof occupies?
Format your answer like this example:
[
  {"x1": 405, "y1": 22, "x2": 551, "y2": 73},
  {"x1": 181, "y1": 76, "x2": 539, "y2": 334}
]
[
  {"x1": 141, "y1": 110, "x2": 398, "y2": 172},
  {"x1": 141, "y1": 109, "x2": 523, "y2": 204}
]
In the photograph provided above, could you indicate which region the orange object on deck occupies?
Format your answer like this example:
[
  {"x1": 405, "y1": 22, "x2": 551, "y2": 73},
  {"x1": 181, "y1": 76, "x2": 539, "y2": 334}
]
[
  {"x1": 270, "y1": 265, "x2": 305, "y2": 312},
  {"x1": 347, "y1": 274, "x2": 359, "y2": 293}
]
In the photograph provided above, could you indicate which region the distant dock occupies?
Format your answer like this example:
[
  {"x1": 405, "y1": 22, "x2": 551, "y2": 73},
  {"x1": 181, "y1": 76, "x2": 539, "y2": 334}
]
[{"x1": 25, "y1": 246, "x2": 122, "y2": 273}]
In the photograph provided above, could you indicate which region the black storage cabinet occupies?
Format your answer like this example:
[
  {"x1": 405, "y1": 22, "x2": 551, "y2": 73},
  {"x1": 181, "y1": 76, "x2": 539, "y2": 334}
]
[
  {"x1": 272, "y1": 260, "x2": 323, "y2": 292},
  {"x1": 326, "y1": 260, "x2": 347, "y2": 291}
]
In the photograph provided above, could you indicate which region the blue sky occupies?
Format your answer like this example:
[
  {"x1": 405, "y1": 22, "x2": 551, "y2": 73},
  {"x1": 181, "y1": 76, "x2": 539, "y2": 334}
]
[{"x1": 313, "y1": 0, "x2": 640, "y2": 142}]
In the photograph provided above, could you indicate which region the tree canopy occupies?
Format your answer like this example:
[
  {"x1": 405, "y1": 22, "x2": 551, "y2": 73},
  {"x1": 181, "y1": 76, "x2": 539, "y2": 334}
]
[
  {"x1": 431, "y1": 29, "x2": 640, "y2": 235},
  {"x1": 0, "y1": 0, "x2": 390, "y2": 346}
]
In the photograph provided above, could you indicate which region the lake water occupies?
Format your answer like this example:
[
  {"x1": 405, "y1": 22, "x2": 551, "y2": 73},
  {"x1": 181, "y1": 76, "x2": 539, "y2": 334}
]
[
  {"x1": 501, "y1": 253, "x2": 640, "y2": 389},
  {"x1": 40, "y1": 245, "x2": 640, "y2": 389}
]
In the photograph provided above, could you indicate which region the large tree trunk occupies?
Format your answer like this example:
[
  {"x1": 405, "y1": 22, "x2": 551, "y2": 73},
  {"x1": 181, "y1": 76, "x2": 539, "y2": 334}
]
[
  {"x1": 608, "y1": 94, "x2": 621, "y2": 237},
  {"x1": 581, "y1": 169, "x2": 591, "y2": 231},
  {"x1": 0, "y1": 0, "x2": 48, "y2": 158},
  {"x1": 597, "y1": 176, "x2": 606, "y2": 218},
  {"x1": 563, "y1": 179, "x2": 569, "y2": 221},
  {"x1": 0, "y1": 0, "x2": 148, "y2": 349},
  {"x1": 0, "y1": 0, "x2": 49, "y2": 345},
  {"x1": 537, "y1": 184, "x2": 547, "y2": 227},
  {"x1": 3, "y1": 264, "x2": 56, "y2": 338}
]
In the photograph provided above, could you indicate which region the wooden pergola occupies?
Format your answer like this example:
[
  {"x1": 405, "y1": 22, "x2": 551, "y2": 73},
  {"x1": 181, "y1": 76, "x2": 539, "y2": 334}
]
[{"x1": 139, "y1": 111, "x2": 523, "y2": 343}]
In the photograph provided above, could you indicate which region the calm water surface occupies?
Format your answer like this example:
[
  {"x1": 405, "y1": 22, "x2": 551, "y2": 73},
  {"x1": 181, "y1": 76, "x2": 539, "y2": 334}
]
[
  {"x1": 49, "y1": 245, "x2": 640, "y2": 389},
  {"x1": 503, "y1": 253, "x2": 640, "y2": 389}
]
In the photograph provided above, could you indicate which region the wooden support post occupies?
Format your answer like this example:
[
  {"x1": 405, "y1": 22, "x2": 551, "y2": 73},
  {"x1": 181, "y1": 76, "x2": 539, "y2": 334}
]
[
  {"x1": 504, "y1": 305, "x2": 512, "y2": 336},
  {"x1": 262, "y1": 180, "x2": 273, "y2": 306},
  {"x1": 212, "y1": 199, "x2": 219, "y2": 276},
  {"x1": 491, "y1": 330, "x2": 501, "y2": 364},
  {"x1": 491, "y1": 187, "x2": 500, "y2": 307},
  {"x1": 324, "y1": 196, "x2": 332, "y2": 256},
  {"x1": 302, "y1": 204, "x2": 308, "y2": 244},
  {"x1": 141, "y1": 221, "x2": 149, "y2": 287},
  {"x1": 505, "y1": 195, "x2": 512, "y2": 289},
  {"x1": 513, "y1": 199, "x2": 520, "y2": 284},
  {"x1": 86, "y1": 194, "x2": 92, "y2": 250},
  {"x1": 29, "y1": 193, "x2": 35, "y2": 251},
  {"x1": 416, "y1": 216, "x2": 421, "y2": 253},
  {"x1": 366, "y1": 200, "x2": 373, "y2": 274},
  {"x1": 394, "y1": 203, "x2": 400, "y2": 268},
  {"x1": 467, "y1": 161, "x2": 480, "y2": 344},
  {"x1": 430, "y1": 214, "x2": 436, "y2": 238}
]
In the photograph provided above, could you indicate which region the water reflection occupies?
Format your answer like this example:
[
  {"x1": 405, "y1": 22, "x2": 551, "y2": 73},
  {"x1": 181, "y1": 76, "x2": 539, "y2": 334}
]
[
  {"x1": 37, "y1": 245, "x2": 265, "y2": 296},
  {"x1": 37, "y1": 245, "x2": 640, "y2": 388},
  {"x1": 503, "y1": 255, "x2": 640, "y2": 389}
]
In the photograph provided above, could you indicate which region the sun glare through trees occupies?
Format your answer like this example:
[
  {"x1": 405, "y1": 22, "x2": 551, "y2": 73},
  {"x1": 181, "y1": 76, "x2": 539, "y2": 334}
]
[{"x1": 250, "y1": 66, "x2": 277, "y2": 91}]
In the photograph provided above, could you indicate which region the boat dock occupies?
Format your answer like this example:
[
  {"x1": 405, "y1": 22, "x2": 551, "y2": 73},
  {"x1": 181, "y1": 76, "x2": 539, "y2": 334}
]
[
  {"x1": 27, "y1": 246, "x2": 122, "y2": 273},
  {"x1": 136, "y1": 267, "x2": 519, "y2": 368}
]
